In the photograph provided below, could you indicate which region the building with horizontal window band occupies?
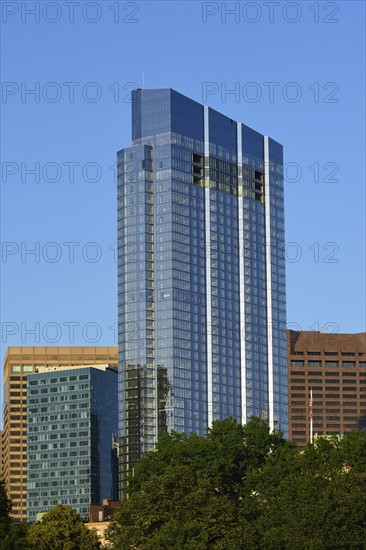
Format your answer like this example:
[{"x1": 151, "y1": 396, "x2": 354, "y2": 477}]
[
  {"x1": 117, "y1": 88, "x2": 288, "y2": 497},
  {"x1": 2, "y1": 346, "x2": 118, "y2": 521},
  {"x1": 27, "y1": 364, "x2": 118, "y2": 522},
  {"x1": 288, "y1": 330, "x2": 366, "y2": 445}
]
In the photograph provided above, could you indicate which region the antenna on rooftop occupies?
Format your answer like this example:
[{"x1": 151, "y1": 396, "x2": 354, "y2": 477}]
[{"x1": 142, "y1": 72, "x2": 145, "y2": 88}]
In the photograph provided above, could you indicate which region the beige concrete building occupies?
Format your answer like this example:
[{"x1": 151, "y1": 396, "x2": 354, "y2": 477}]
[
  {"x1": 2, "y1": 346, "x2": 118, "y2": 521},
  {"x1": 288, "y1": 331, "x2": 366, "y2": 445}
]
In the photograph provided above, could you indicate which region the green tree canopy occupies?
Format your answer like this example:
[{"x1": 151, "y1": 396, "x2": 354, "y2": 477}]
[
  {"x1": 108, "y1": 420, "x2": 366, "y2": 550},
  {"x1": 1, "y1": 522, "x2": 31, "y2": 550},
  {"x1": 107, "y1": 417, "x2": 289, "y2": 549},
  {"x1": 27, "y1": 504, "x2": 101, "y2": 550},
  {"x1": 0, "y1": 476, "x2": 12, "y2": 539},
  {"x1": 254, "y1": 432, "x2": 366, "y2": 549}
]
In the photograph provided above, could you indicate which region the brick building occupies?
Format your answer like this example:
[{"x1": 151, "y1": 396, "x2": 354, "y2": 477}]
[{"x1": 288, "y1": 330, "x2": 366, "y2": 445}]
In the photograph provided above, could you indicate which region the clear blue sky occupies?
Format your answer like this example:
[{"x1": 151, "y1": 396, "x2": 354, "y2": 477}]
[{"x1": 1, "y1": 1, "x2": 365, "y2": 418}]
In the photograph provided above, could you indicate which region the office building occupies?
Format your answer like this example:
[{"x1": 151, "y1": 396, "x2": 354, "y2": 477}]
[
  {"x1": 117, "y1": 88, "x2": 288, "y2": 494},
  {"x1": 27, "y1": 365, "x2": 118, "y2": 521},
  {"x1": 288, "y1": 330, "x2": 366, "y2": 445},
  {"x1": 2, "y1": 346, "x2": 118, "y2": 520}
]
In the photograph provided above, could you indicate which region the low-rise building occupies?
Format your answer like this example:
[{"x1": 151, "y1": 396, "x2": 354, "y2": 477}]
[
  {"x1": 288, "y1": 330, "x2": 366, "y2": 445},
  {"x1": 27, "y1": 365, "x2": 118, "y2": 521},
  {"x1": 2, "y1": 346, "x2": 118, "y2": 520}
]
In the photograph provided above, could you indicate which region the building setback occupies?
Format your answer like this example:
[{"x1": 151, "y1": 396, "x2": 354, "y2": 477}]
[
  {"x1": 27, "y1": 365, "x2": 118, "y2": 521},
  {"x1": 2, "y1": 346, "x2": 118, "y2": 520},
  {"x1": 117, "y1": 88, "x2": 288, "y2": 496},
  {"x1": 288, "y1": 330, "x2": 366, "y2": 445}
]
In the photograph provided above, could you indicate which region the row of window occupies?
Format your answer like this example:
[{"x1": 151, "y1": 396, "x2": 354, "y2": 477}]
[
  {"x1": 292, "y1": 393, "x2": 366, "y2": 399},
  {"x1": 28, "y1": 374, "x2": 89, "y2": 385},
  {"x1": 291, "y1": 361, "x2": 365, "y2": 367}
]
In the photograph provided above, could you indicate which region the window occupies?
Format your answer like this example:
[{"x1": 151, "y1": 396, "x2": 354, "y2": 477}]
[
  {"x1": 308, "y1": 361, "x2": 321, "y2": 367},
  {"x1": 342, "y1": 362, "x2": 355, "y2": 368},
  {"x1": 342, "y1": 352, "x2": 355, "y2": 356},
  {"x1": 290, "y1": 361, "x2": 304, "y2": 366},
  {"x1": 325, "y1": 352, "x2": 338, "y2": 356},
  {"x1": 308, "y1": 351, "x2": 321, "y2": 356},
  {"x1": 325, "y1": 361, "x2": 338, "y2": 367}
]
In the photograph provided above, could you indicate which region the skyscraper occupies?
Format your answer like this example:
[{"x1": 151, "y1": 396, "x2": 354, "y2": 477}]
[{"x1": 117, "y1": 89, "x2": 287, "y2": 494}]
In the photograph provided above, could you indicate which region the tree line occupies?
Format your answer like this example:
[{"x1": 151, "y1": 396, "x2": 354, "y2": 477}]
[{"x1": 1, "y1": 417, "x2": 365, "y2": 549}]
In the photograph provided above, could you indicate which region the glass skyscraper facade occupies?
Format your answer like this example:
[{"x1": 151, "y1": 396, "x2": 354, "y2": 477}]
[
  {"x1": 27, "y1": 365, "x2": 118, "y2": 521},
  {"x1": 117, "y1": 89, "x2": 287, "y2": 495}
]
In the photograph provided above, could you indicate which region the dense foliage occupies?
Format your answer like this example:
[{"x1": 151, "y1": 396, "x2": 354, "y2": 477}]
[
  {"x1": 0, "y1": 496, "x2": 100, "y2": 550},
  {"x1": 0, "y1": 476, "x2": 12, "y2": 539},
  {"x1": 108, "y1": 418, "x2": 366, "y2": 549},
  {"x1": 27, "y1": 505, "x2": 101, "y2": 550},
  {"x1": 0, "y1": 478, "x2": 31, "y2": 550}
]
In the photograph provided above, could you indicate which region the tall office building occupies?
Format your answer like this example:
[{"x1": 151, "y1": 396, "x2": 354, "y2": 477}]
[
  {"x1": 27, "y1": 365, "x2": 118, "y2": 521},
  {"x1": 288, "y1": 330, "x2": 366, "y2": 445},
  {"x1": 2, "y1": 346, "x2": 118, "y2": 520},
  {"x1": 117, "y1": 89, "x2": 287, "y2": 494}
]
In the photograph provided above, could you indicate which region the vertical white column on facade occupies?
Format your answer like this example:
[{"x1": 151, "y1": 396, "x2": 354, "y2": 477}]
[
  {"x1": 264, "y1": 136, "x2": 274, "y2": 431},
  {"x1": 151, "y1": 148, "x2": 159, "y2": 445},
  {"x1": 237, "y1": 122, "x2": 247, "y2": 425},
  {"x1": 204, "y1": 106, "x2": 213, "y2": 427}
]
